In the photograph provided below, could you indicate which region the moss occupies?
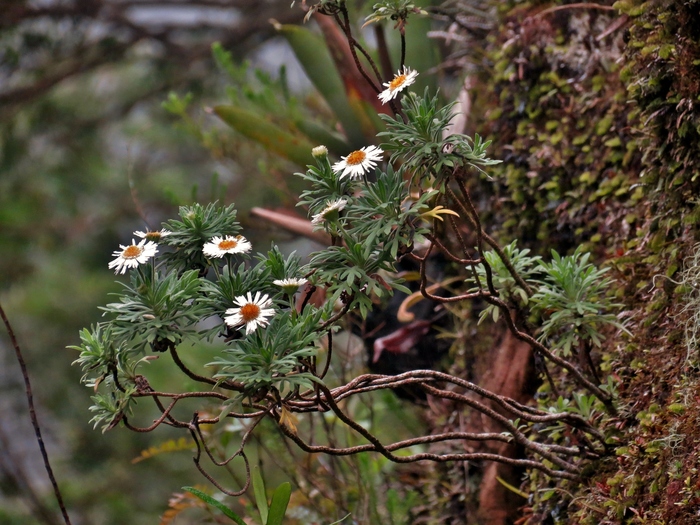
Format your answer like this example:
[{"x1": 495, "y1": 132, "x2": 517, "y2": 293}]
[
  {"x1": 469, "y1": 3, "x2": 643, "y2": 256},
  {"x1": 430, "y1": 0, "x2": 700, "y2": 522}
]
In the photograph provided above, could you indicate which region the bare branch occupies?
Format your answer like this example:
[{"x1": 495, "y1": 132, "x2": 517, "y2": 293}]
[{"x1": 0, "y1": 302, "x2": 73, "y2": 525}]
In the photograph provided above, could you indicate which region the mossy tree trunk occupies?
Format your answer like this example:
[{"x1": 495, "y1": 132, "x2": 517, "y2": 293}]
[{"x1": 425, "y1": 0, "x2": 700, "y2": 523}]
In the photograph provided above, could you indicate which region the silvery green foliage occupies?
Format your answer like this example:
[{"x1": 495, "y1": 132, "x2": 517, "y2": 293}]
[
  {"x1": 299, "y1": 160, "x2": 432, "y2": 317},
  {"x1": 531, "y1": 247, "x2": 628, "y2": 356},
  {"x1": 71, "y1": 86, "x2": 506, "y2": 432},
  {"x1": 466, "y1": 243, "x2": 625, "y2": 355},
  {"x1": 161, "y1": 202, "x2": 241, "y2": 272},
  {"x1": 296, "y1": 91, "x2": 505, "y2": 319},
  {"x1": 209, "y1": 308, "x2": 325, "y2": 395},
  {"x1": 465, "y1": 241, "x2": 542, "y2": 324},
  {"x1": 71, "y1": 203, "x2": 331, "y2": 431},
  {"x1": 379, "y1": 89, "x2": 501, "y2": 178}
]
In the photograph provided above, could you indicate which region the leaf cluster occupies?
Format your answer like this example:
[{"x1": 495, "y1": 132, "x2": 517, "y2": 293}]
[
  {"x1": 531, "y1": 248, "x2": 627, "y2": 356},
  {"x1": 296, "y1": 155, "x2": 354, "y2": 214},
  {"x1": 71, "y1": 204, "x2": 322, "y2": 429},
  {"x1": 465, "y1": 241, "x2": 542, "y2": 324},
  {"x1": 298, "y1": 159, "x2": 426, "y2": 317},
  {"x1": 69, "y1": 325, "x2": 148, "y2": 431},
  {"x1": 102, "y1": 269, "x2": 206, "y2": 353},
  {"x1": 364, "y1": 0, "x2": 428, "y2": 27},
  {"x1": 466, "y1": 243, "x2": 626, "y2": 357},
  {"x1": 379, "y1": 89, "x2": 501, "y2": 179},
  {"x1": 210, "y1": 308, "x2": 325, "y2": 397},
  {"x1": 161, "y1": 203, "x2": 242, "y2": 272}
]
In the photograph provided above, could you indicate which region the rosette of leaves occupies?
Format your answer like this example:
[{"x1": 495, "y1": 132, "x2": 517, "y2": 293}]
[
  {"x1": 199, "y1": 247, "x2": 306, "y2": 340},
  {"x1": 70, "y1": 268, "x2": 208, "y2": 430},
  {"x1": 161, "y1": 202, "x2": 242, "y2": 273},
  {"x1": 298, "y1": 157, "x2": 429, "y2": 317},
  {"x1": 296, "y1": 152, "x2": 355, "y2": 214},
  {"x1": 209, "y1": 307, "x2": 326, "y2": 397},
  {"x1": 530, "y1": 248, "x2": 627, "y2": 356},
  {"x1": 261, "y1": 244, "x2": 303, "y2": 282},
  {"x1": 309, "y1": 241, "x2": 408, "y2": 318},
  {"x1": 88, "y1": 384, "x2": 138, "y2": 433},
  {"x1": 70, "y1": 324, "x2": 143, "y2": 432},
  {"x1": 379, "y1": 89, "x2": 501, "y2": 180},
  {"x1": 346, "y1": 165, "x2": 435, "y2": 255},
  {"x1": 101, "y1": 268, "x2": 206, "y2": 353},
  {"x1": 71, "y1": 324, "x2": 122, "y2": 388}
]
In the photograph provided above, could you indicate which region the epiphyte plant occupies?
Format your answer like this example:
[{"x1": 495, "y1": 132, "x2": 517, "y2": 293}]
[{"x1": 71, "y1": 0, "x2": 626, "y2": 500}]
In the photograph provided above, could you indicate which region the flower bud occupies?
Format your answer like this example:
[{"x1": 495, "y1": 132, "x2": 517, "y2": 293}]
[{"x1": 312, "y1": 145, "x2": 328, "y2": 158}]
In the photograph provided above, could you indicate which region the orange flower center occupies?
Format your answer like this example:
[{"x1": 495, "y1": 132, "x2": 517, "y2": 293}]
[
  {"x1": 219, "y1": 239, "x2": 238, "y2": 250},
  {"x1": 346, "y1": 150, "x2": 367, "y2": 166},
  {"x1": 123, "y1": 245, "x2": 143, "y2": 259},
  {"x1": 389, "y1": 74, "x2": 407, "y2": 90},
  {"x1": 239, "y1": 303, "x2": 261, "y2": 322}
]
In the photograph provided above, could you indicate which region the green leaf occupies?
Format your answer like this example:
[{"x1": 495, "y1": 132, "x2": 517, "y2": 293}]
[
  {"x1": 213, "y1": 105, "x2": 315, "y2": 166},
  {"x1": 266, "y1": 482, "x2": 291, "y2": 525},
  {"x1": 253, "y1": 467, "x2": 269, "y2": 524},
  {"x1": 182, "y1": 486, "x2": 247, "y2": 525},
  {"x1": 496, "y1": 476, "x2": 528, "y2": 499},
  {"x1": 275, "y1": 23, "x2": 366, "y2": 148},
  {"x1": 212, "y1": 42, "x2": 242, "y2": 80},
  {"x1": 162, "y1": 91, "x2": 193, "y2": 116},
  {"x1": 294, "y1": 119, "x2": 351, "y2": 154},
  {"x1": 328, "y1": 514, "x2": 352, "y2": 524}
]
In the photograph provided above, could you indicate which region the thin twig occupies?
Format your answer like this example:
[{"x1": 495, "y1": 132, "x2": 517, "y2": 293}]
[
  {"x1": 277, "y1": 422, "x2": 578, "y2": 480},
  {"x1": 426, "y1": 233, "x2": 479, "y2": 265},
  {"x1": 409, "y1": 243, "x2": 487, "y2": 303},
  {"x1": 319, "y1": 330, "x2": 333, "y2": 379},
  {"x1": 446, "y1": 184, "x2": 498, "y2": 297},
  {"x1": 339, "y1": 6, "x2": 384, "y2": 88},
  {"x1": 169, "y1": 346, "x2": 244, "y2": 392},
  {"x1": 452, "y1": 174, "x2": 535, "y2": 297},
  {"x1": 189, "y1": 416, "x2": 251, "y2": 496},
  {"x1": 0, "y1": 302, "x2": 72, "y2": 525},
  {"x1": 533, "y1": 3, "x2": 616, "y2": 18},
  {"x1": 485, "y1": 295, "x2": 615, "y2": 412}
]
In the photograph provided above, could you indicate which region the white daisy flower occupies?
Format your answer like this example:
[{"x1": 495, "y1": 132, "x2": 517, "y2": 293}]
[
  {"x1": 108, "y1": 239, "x2": 158, "y2": 274},
  {"x1": 311, "y1": 198, "x2": 348, "y2": 225},
  {"x1": 378, "y1": 66, "x2": 419, "y2": 104},
  {"x1": 273, "y1": 277, "x2": 308, "y2": 294},
  {"x1": 133, "y1": 229, "x2": 171, "y2": 242},
  {"x1": 332, "y1": 145, "x2": 384, "y2": 180},
  {"x1": 202, "y1": 235, "x2": 252, "y2": 258},
  {"x1": 224, "y1": 292, "x2": 275, "y2": 334}
]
